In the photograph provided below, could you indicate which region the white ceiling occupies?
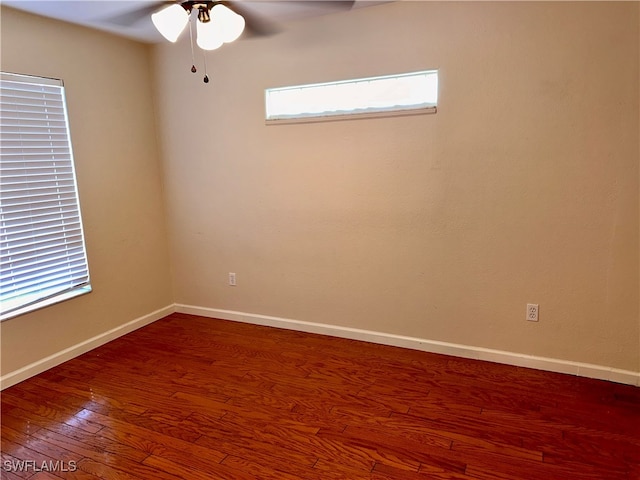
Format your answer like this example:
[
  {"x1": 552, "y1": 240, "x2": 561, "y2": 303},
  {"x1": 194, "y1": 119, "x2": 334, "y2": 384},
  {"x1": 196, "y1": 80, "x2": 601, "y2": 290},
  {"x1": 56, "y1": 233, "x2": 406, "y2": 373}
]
[{"x1": 2, "y1": 1, "x2": 387, "y2": 43}]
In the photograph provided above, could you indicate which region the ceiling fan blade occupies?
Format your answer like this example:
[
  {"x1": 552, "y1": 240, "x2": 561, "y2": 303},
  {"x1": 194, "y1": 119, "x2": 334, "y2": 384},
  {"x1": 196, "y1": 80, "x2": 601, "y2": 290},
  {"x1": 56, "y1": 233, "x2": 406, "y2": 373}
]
[
  {"x1": 220, "y1": 1, "x2": 280, "y2": 37},
  {"x1": 298, "y1": 1, "x2": 356, "y2": 12},
  {"x1": 100, "y1": 1, "x2": 174, "y2": 27},
  {"x1": 221, "y1": 1, "x2": 355, "y2": 37}
]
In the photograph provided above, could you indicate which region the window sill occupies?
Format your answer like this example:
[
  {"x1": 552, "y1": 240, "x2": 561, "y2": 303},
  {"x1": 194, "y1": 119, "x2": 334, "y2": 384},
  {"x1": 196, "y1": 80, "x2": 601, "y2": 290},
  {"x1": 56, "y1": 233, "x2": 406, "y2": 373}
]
[
  {"x1": 265, "y1": 106, "x2": 437, "y2": 126},
  {"x1": 0, "y1": 285, "x2": 92, "y2": 322}
]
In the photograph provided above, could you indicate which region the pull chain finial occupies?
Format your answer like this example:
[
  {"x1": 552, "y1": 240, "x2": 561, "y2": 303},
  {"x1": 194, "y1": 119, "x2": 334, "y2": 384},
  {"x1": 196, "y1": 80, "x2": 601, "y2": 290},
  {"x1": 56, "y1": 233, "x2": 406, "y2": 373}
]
[
  {"x1": 203, "y1": 50, "x2": 210, "y2": 83},
  {"x1": 189, "y1": 12, "x2": 197, "y2": 73}
]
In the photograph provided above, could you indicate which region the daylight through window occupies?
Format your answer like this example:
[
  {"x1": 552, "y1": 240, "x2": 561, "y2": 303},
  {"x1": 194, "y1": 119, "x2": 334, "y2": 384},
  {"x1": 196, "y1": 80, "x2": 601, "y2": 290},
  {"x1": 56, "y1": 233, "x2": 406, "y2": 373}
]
[
  {"x1": 0, "y1": 72, "x2": 91, "y2": 320},
  {"x1": 265, "y1": 70, "x2": 438, "y2": 123}
]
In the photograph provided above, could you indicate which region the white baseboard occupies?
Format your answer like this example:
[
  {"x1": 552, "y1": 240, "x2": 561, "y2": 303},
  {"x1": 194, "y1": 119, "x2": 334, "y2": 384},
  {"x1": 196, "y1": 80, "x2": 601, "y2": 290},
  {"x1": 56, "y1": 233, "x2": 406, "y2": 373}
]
[
  {"x1": 176, "y1": 304, "x2": 640, "y2": 387},
  {"x1": 0, "y1": 304, "x2": 176, "y2": 390},
  {"x1": 3, "y1": 303, "x2": 637, "y2": 390}
]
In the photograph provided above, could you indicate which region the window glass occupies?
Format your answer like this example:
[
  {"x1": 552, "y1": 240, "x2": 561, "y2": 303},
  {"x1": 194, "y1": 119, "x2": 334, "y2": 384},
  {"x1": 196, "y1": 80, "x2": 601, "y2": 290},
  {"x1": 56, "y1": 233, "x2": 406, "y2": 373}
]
[{"x1": 265, "y1": 70, "x2": 438, "y2": 122}]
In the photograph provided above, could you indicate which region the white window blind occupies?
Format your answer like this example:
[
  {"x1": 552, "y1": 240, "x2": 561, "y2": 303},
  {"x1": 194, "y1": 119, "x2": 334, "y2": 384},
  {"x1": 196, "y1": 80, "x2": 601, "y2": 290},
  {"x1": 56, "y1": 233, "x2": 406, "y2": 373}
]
[
  {"x1": 0, "y1": 72, "x2": 91, "y2": 320},
  {"x1": 265, "y1": 70, "x2": 438, "y2": 123}
]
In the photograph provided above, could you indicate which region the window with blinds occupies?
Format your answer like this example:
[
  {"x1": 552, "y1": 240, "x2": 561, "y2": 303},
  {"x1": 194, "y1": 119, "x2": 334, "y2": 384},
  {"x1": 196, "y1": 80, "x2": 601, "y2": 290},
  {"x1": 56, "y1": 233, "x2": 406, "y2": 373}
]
[{"x1": 0, "y1": 72, "x2": 91, "y2": 321}]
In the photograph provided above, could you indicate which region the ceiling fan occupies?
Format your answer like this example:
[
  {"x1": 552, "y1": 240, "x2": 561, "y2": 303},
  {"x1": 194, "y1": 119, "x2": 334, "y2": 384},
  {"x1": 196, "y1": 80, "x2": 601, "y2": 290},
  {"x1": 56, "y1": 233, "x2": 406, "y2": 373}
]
[{"x1": 105, "y1": 1, "x2": 356, "y2": 83}]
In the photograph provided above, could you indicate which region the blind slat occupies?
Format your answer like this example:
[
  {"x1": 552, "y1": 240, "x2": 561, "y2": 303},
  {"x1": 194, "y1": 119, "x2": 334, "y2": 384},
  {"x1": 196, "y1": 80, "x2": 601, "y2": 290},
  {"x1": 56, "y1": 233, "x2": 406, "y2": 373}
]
[{"x1": 1, "y1": 238, "x2": 85, "y2": 262}]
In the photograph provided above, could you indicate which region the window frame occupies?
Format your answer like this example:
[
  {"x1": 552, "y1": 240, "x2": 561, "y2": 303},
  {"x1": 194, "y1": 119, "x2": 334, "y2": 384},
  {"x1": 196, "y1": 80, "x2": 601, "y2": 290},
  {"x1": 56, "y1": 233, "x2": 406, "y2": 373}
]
[{"x1": 0, "y1": 72, "x2": 91, "y2": 321}]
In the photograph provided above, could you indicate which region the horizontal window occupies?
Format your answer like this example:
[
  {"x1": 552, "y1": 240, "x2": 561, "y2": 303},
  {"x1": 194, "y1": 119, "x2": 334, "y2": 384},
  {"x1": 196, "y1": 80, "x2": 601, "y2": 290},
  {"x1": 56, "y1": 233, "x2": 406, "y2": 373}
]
[{"x1": 265, "y1": 70, "x2": 438, "y2": 123}]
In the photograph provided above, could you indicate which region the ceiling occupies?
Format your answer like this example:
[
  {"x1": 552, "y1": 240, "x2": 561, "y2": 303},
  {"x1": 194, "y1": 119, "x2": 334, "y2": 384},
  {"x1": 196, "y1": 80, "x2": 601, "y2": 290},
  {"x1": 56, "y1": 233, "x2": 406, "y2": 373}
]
[{"x1": 2, "y1": 1, "x2": 386, "y2": 44}]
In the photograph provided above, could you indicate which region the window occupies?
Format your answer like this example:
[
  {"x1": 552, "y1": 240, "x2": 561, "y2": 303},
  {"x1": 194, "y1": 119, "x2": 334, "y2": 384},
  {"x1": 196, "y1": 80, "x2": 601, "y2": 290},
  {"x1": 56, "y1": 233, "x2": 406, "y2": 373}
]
[
  {"x1": 0, "y1": 72, "x2": 91, "y2": 321},
  {"x1": 265, "y1": 70, "x2": 438, "y2": 123}
]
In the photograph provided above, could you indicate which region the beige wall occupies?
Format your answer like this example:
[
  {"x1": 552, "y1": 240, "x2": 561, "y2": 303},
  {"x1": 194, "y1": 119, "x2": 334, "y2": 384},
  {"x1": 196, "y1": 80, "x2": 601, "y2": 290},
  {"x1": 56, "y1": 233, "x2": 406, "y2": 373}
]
[
  {"x1": 154, "y1": 2, "x2": 639, "y2": 371},
  {"x1": 0, "y1": 7, "x2": 173, "y2": 376},
  {"x1": 1, "y1": 2, "x2": 637, "y2": 379}
]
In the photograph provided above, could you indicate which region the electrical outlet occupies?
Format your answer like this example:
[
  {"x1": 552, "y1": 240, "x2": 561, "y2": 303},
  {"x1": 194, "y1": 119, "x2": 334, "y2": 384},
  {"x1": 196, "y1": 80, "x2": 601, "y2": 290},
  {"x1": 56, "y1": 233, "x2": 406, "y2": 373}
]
[
  {"x1": 228, "y1": 272, "x2": 236, "y2": 286},
  {"x1": 527, "y1": 304, "x2": 539, "y2": 322}
]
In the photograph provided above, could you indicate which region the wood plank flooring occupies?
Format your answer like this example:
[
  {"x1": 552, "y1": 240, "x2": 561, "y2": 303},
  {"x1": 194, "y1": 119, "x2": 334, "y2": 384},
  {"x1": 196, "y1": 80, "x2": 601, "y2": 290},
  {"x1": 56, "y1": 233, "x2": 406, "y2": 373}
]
[{"x1": 1, "y1": 312, "x2": 639, "y2": 479}]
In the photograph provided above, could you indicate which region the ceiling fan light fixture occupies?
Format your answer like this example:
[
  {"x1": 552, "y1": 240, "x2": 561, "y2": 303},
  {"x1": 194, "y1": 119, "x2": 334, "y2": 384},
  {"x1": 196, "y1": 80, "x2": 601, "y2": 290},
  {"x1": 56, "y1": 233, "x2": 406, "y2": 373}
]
[
  {"x1": 210, "y1": 4, "x2": 246, "y2": 43},
  {"x1": 196, "y1": 17, "x2": 224, "y2": 50},
  {"x1": 152, "y1": 4, "x2": 189, "y2": 42},
  {"x1": 197, "y1": 6, "x2": 211, "y2": 24}
]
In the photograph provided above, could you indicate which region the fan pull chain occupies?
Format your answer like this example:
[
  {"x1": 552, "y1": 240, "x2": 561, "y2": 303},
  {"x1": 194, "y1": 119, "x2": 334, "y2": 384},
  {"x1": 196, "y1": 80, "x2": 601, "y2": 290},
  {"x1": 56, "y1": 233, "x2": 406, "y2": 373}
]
[
  {"x1": 189, "y1": 14, "x2": 197, "y2": 73},
  {"x1": 203, "y1": 51, "x2": 210, "y2": 84}
]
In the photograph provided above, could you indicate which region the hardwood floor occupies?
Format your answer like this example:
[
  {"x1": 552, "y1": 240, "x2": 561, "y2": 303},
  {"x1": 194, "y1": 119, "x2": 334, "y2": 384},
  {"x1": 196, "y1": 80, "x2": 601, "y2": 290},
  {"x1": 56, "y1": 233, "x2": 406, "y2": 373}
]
[{"x1": 1, "y1": 312, "x2": 639, "y2": 479}]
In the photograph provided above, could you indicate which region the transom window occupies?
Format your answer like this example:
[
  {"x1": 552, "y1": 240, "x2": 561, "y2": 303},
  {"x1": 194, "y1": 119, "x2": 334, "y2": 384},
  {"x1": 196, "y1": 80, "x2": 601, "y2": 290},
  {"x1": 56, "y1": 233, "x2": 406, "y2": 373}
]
[{"x1": 265, "y1": 70, "x2": 438, "y2": 123}]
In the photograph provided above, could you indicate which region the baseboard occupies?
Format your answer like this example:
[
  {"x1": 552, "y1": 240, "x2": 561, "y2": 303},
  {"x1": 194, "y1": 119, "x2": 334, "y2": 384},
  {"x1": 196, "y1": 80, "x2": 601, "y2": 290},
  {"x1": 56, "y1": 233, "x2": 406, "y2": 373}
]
[
  {"x1": 3, "y1": 303, "x2": 637, "y2": 390},
  {"x1": 0, "y1": 304, "x2": 176, "y2": 390},
  {"x1": 176, "y1": 304, "x2": 640, "y2": 387}
]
